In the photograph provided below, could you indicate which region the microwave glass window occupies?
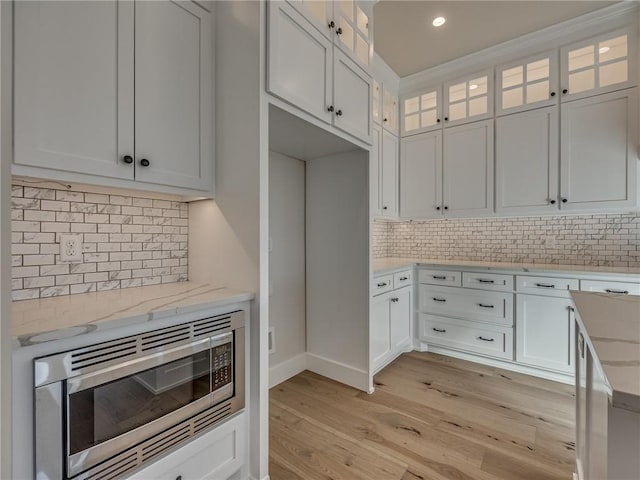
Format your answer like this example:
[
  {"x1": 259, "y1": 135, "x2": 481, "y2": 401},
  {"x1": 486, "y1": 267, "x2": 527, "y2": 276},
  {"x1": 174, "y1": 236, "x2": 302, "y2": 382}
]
[{"x1": 67, "y1": 350, "x2": 210, "y2": 455}]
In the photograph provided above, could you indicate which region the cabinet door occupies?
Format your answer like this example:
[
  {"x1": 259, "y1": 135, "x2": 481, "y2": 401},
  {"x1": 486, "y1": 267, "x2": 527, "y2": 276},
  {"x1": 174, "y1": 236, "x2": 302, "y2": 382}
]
[
  {"x1": 496, "y1": 50, "x2": 559, "y2": 115},
  {"x1": 267, "y1": 1, "x2": 333, "y2": 125},
  {"x1": 370, "y1": 126, "x2": 383, "y2": 216},
  {"x1": 390, "y1": 287, "x2": 412, "y2": 350},
  {"x1": 516, "y1": 295, "x2": 575, "y2": 373},
  {"x1": 334, "y1": 0, "x2": 372, "y2": 69},
  {"x1": 133, "y1": 0, "x2": 213, "y2": 191},
  {"x1": 444, "y1": 70, "x2": 493, "y2": 127},
  {"x1": 286, "y1": 0, "x2": 332, "y2": 39},
  {"x1": 373, "y1": 80, "x2": 382, "y2": 125},
  {"x1": 371, "y1": 293, "x2": 391, "y2": 367},
  {"x1": 400, "y1": 130, "x2": 442, "y2": 219},
  {"x1": 496, "y1": 106, "x2": 559, "y2": 214},
  {"x1": 382, "y1": 89, "x2": 399, "y2": 134},
  {"x1": 13, "y1": 1, "x2": 134, "y2": 180},
  {"x1": 443, "y1": 120, "x2": 494, "y2": 217},
  {"x1": 401, "y1": 87, "x2": 442, "y2": 136},
  {"x1": 561, "y1": 27, "x2": 636, "y2": 102},
  {"x1": 560, "y1": 88, "x2": 638, "y2": 210},
  {"x1": 380, "y1": 130, "x2": 399, "y2": 217},
  {"x1": 333, "y1": 49, "x2": 372, "y2": 143}
]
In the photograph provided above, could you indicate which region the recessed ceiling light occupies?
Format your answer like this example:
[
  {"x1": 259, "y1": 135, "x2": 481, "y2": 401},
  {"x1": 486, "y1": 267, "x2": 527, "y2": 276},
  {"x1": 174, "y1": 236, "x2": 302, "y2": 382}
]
[
  {"x1": 469, "y1": 84, "x2": 478, "y2": 90},
  {"x1": 432, "y1": 16, "x2": 446, "y2": 27},
  {"x1": 599, "y1": 46, "x2": 610, "y2": 54}
]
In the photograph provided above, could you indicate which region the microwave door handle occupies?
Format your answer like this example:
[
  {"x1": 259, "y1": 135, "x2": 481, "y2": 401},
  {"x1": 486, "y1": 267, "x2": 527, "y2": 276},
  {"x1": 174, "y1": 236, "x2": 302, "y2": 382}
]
[{"x1": 66, "y1": 337, "x2": 212, "y2": 395}]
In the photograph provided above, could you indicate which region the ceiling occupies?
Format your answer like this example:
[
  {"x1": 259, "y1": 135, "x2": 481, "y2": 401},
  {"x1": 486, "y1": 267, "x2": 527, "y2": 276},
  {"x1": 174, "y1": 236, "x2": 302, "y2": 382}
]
[{"x1": 374, "y1": 1, "x2": 617, "y2": 77}]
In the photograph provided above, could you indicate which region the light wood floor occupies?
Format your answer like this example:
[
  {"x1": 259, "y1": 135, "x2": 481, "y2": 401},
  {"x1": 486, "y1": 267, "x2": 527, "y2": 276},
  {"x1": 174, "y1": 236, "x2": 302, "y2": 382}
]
[{"x1": 269, "y1": 352, "x2": 576, "y2": 480}]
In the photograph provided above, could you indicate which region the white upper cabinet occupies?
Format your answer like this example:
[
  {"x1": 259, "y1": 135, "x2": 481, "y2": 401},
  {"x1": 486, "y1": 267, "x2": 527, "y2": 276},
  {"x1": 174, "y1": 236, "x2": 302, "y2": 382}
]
[
  {"x1": 287, "y1": 0, "x2": 372, "y2": 70},
  {"x1": 442, "y1": 119, "x2": 494, "y2": 217},
  {"x1": 400, "y1": 131, "x2": 442, "y2": 219},
  {"x1": 268, "y1": 2, "x2": 333, "y2": 125},
  {"x1": 373, "y1": 80, "x2": 382, "y2": 125},
  {"x1": 561, "y1": 27, "x2": 637, "y2": 101},
  {"x1": 496, "y1": 106, "x2": 559, "y2": 214},
  {"x1": 382, "y1": 89, "x2": 399, "y2": 134},
  {"x1": 370, "y1": 126, "x2": 382, "y2": 216},
  {"x1": 496, "y1": 50, "x2": 559, "y2": 115},
  {"x1": 401, "y1": 87, "x2": 442, "y2": 136},
  {"x1": 560, "y1": 87, "x2": 638, "y2": 211},
  {"x1": 333, "y1": 49, "x2": 372, "y2": 143},
  {"x1": 133, "y1": 1, "x2": 213, "y2": 190},
  {"x1": 380, "y1": 129, "x2": 399, "y2": 218},
  {"x1": 444, "y1": 70, "x2": 493, "y2": 127},
  {"x1": 14, "y1": 1, "x2": 134, "y2": 180},
  {"x1": 13, "y1": 0, "x2": 214, "y2": 194}
]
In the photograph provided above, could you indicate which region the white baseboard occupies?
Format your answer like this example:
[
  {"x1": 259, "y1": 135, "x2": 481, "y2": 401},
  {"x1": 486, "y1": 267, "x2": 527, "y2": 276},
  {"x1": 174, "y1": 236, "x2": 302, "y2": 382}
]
[
  {"x1": 306, "y1": 352, "x2": 371, "y2": 392},
  {"x1": 269, "y1": 353, "x2": 307, "y2": 389},
  {"x1": 421, "y1": 343, "x2": 574, "y2": 385}
]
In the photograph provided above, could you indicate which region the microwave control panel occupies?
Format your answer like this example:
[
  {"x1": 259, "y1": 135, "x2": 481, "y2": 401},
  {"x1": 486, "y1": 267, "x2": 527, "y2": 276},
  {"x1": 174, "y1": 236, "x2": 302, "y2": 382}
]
[{"x1": 212, "y1": 343, "x2": 232, "y2": 390}]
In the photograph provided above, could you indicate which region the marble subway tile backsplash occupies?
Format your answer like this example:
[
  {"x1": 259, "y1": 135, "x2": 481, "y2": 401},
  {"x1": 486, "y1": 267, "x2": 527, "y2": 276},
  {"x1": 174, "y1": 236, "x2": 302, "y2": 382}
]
[
  {"x1": 373, "y1": 213, "x2": 640, "y2": 267},
  {"x1": 11, "y1": 185, "x2": 189, "y2": 301}
]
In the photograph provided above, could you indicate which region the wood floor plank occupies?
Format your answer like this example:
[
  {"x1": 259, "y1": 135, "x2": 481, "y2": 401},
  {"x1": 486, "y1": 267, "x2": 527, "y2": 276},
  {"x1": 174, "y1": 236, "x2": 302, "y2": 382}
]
[{"x1": 270, "y1": 352, "x2": 575, "y2": 480}]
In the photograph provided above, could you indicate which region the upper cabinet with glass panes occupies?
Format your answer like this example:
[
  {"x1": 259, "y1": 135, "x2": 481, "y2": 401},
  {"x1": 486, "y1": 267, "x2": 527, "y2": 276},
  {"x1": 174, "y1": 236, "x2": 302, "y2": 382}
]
[
  {"x1": 443, "y1": 70, "x2": 493, "y2": 127},
  {"x1": 286, "y1": 0, "x2": 373, "y2": 70},
  {"x1": 496, "y1": 51, "x2": 559, "y2": 115},
  {"x1": 561, "y1": 27, "x2": 636, "y2": 101},
  {"x1": 401, "y1": 87, "x2": 442, "y2": 136}
]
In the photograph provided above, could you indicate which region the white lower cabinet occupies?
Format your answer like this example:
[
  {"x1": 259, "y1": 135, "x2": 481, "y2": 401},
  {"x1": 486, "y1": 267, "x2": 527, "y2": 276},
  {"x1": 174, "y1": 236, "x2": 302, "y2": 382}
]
[
  {"x1": 516, "y1": 294, "x2": 575, "y2": 374},
  {"x1": 124, "y1": 413, "x2": 246, "y2": 480},
  {"x1": 371, "y1": 272, "x2": 412, "y2": 372}
]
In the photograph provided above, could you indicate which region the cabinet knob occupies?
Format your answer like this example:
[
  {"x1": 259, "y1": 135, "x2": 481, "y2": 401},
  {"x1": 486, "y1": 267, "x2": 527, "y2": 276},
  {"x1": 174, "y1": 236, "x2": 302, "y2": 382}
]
[
  {"x1": 444, "y1": 116, "x2": 449, "y2": 121},
  {"x1": 383, "y1": 117, "x2": 388, "y2": 122},
  {"x1": 140, "y1": 158, "x2": 150, "y2": 167},
  {"x1": 562, "y1": 88, "x2": 568, "y2": 95},
  {"x1": 328, "y1": 20, "x2": 335, "y2": 29},
  {"x1": 336, "y1": 27, "x2": 343, "y2": 35},
  {"x1": 550, "y1": 199, "x2": 556, "y2": 204},
  {"x1": 550, "y1": 91, "x2": 556, "y2": 97},
  {"x1": 336, "y1": 109, "x2": 343, "y2": 116},
  {"x1": 327, "y1": 105, "x2": 334, "y2": 112},
  {"x1": 436, "y1": 206, "x2": 441, "y2": 210},
  {"x1": 444, "y1": 206, "x2": 448, "y2": 210},
  {"x1": 561, "y1": 198, "x2": 568, "y2": 203},
  {"x1": 122, "y1": 155, "x2": 133, "y2": 165},
  {"x1": 176, "y1": 477, "x2": 182, "y2": 480},
  {"x1": 437, "y1": 118, "x2": 441, "y2": 123}
]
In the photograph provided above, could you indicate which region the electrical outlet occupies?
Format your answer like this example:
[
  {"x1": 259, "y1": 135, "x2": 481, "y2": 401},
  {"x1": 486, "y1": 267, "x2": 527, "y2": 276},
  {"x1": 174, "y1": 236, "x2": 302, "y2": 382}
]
[{"x1": 60, "y1": 234, "x2": 83, "y2": 262}]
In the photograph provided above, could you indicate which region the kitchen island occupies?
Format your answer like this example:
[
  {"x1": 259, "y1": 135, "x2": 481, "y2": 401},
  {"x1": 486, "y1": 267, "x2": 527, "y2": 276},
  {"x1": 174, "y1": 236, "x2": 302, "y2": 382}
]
[{"x1": 571, "y1": 291, "x2": 640, "y2": 480}]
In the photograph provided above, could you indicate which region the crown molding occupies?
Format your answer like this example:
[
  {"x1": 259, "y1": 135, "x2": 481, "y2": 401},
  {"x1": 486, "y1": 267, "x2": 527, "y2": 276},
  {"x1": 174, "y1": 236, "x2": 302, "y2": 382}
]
[{"x1": 400, "y1": 2, "x2": 639, "y2": 95}]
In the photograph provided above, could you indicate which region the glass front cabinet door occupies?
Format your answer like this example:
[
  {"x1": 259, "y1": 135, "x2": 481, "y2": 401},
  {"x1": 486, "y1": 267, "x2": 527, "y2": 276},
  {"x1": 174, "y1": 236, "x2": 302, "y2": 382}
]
[
  {"x1": 401, "y1": 86, "x2": 442, "y2": 136},
  {"x1": 443, "y1": 70, "x2": 493, "y2": 127}
]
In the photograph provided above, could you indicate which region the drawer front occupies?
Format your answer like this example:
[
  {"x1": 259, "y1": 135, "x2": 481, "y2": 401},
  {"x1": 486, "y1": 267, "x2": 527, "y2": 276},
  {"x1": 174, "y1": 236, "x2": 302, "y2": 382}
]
[
  {"x1": 580, "y1": 279, "x2": 640, "y2": 296},
  {"x1": 393, "y1": 269, "x2": 413, "y2": 289},
  {"x1": 516, "y1": 275, "x2": 579, "y2": 298},
  {"x1": 462, "y1": 272, "x2": 514, "y2": 292},
  {"x1": 418, "y1": 269, "x2": 462, "y2": 287},
  {"x1": 372, "y1": 274, "x2": 394, "y2": 296},
  {"x1": 419, "y1": 285, "x2": 514, "y2": 326},
  {"x1": 419, "y1": 314, "x2": 514, "y2": 360}
]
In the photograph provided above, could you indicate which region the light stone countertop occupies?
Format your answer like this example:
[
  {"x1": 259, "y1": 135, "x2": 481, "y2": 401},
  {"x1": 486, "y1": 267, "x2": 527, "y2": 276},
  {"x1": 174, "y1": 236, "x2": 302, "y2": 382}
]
[
  {"x1": 571, "y1": 291, "x2": 640, "y2": 413},
  {"x1": 12, "y1": 282, "x2": 254, "y2": 347},
  {"x1": 373, "y1": 257, "x2": 640, "y2": 277}
]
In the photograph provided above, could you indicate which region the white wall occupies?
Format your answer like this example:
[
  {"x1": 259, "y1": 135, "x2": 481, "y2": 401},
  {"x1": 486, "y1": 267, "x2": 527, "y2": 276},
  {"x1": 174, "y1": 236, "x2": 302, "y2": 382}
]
[
  {"x1": 0, "y1": 2, "x2": 12, "y2": 476},
  {"x1": 305, "y1": 150, "x2": 371, "y2": 392},
  {"x1": 189, "y1": 2, "x2": 268, "y2": 479},
  {"x1": 268, "y1": 152, "x2": 306, "y2": 384}
]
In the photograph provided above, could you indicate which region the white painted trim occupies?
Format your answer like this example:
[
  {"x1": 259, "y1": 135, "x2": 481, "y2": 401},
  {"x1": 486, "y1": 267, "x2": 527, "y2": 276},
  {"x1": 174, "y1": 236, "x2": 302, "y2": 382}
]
[
  {"x1": 372, "y1": 344, "x2": 412, "y2": 375},
  {"x1": 419, "y1": 343, "x2": 574, "y2": 385},
  {"x1": 306, "y1": 353, "x2": 371, "y2": 392},
  {"x1": 269, "y1": 353, "x2": 308, "y2": 389},
  {"x1": 401, "y1": 2, "x2": 639, "y2": 93}
]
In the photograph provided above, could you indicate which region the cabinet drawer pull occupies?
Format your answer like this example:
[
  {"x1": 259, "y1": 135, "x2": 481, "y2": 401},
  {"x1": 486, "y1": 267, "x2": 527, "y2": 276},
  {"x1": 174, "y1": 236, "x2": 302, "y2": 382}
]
[
  {"x1": 605, "y1": 289, "x2": 629, "y2": 294},
  {"x1": 477, "y1": 336, "x2": 494, "y2": 342},
  {"x1": 432, "y1": 297, "x2": 447, "y2": 302},
  {"x1": 432, "y1": 275, "x2": 447, "y2": 280},
  {"x1": 432, "y1": 328, "x2": 446, "y2": 333},
  {"x1": 478, "y1": 303, "x2": 494, "y2": 309},
  {"x1": 376, "y1": 282, "x2": 388, "y2": 287},
  {"x1": 399, "y1": 276, "x2": 409, "y2": 281},
  {"x1": 477, "y1": 279, "x2": 495, "y2": 284},
  {"x1": 535, "y1": 282, "x2": 556, "y2": 288}
]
